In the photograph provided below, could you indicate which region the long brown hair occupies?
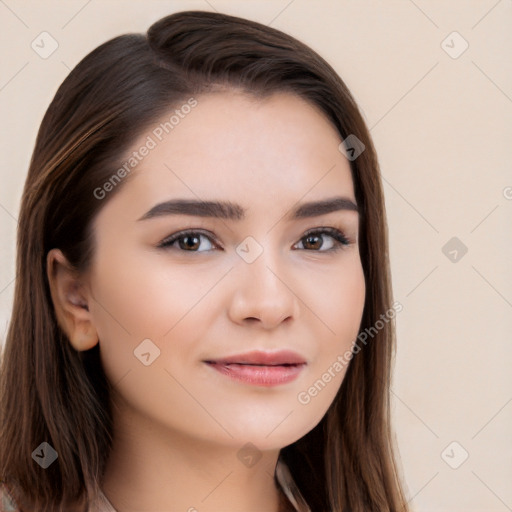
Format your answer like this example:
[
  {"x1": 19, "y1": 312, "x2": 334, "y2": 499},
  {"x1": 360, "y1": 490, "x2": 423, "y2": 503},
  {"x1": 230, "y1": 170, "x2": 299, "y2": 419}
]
[{"x1": 0, "y1": 10, "x2": 408, "y2": 511}]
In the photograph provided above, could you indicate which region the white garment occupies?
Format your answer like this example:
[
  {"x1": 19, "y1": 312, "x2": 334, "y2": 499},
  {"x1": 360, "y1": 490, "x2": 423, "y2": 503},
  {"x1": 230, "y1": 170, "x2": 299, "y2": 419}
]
[{"x1": 88, "y1": 458, "x2": 311, "y2": 512}]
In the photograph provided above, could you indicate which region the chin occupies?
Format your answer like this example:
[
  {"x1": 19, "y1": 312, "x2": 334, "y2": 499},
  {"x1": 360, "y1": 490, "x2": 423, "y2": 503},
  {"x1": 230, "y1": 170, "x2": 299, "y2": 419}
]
[{"x1": 217, "y1": 411, "x2": 324, "y2": 452}]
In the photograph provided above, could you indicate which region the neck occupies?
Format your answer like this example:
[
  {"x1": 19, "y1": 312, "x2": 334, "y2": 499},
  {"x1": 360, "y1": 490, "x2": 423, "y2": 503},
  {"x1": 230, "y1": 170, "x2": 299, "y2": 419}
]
[{"x1": 101, "y1": 397, "x2": 286, "y2": 512}]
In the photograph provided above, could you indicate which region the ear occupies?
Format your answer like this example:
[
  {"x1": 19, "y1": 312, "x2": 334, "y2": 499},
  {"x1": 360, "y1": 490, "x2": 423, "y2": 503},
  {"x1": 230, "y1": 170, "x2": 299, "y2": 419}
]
[{"x1": 46, "y1": 248, "x2": 99, "y2": 351}]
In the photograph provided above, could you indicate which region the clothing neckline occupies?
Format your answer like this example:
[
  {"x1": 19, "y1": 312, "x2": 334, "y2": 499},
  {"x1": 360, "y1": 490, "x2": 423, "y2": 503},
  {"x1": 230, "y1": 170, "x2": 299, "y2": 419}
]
[{"x1": 90, "y1": 458, "x2": 311, "y2": 512}]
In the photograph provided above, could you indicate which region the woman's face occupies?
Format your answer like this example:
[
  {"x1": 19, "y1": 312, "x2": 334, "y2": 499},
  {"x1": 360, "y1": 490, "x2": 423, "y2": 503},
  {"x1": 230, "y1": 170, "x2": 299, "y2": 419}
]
[{"x1": 85, "y1": 90, "x2": 365, "y2": 451}]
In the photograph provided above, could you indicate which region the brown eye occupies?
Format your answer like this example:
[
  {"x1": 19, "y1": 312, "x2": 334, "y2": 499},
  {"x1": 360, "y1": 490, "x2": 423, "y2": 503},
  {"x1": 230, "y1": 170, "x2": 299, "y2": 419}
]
[
  {"x1": 159, "y1": 230, "x2": 218, "y2": 252},
  {"x1": 302, "y1": 234, "x2": 323, "y2": 250},
  {"x1": 295, "y1": 228, "x2": 350, "y2": 252}
]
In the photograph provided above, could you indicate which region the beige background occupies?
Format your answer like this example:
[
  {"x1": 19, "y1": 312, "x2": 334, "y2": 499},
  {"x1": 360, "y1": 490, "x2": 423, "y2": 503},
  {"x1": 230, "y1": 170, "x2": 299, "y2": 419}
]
[{"x1": 1, "y1": 1, "x2": 511, "y2": 510}]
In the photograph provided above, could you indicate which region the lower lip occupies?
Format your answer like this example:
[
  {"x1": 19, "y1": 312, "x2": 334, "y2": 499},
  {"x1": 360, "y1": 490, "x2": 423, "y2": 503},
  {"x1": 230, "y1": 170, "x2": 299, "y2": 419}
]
[{"x1": 205, "y1": 362, "x2": 306, "y2": 387}]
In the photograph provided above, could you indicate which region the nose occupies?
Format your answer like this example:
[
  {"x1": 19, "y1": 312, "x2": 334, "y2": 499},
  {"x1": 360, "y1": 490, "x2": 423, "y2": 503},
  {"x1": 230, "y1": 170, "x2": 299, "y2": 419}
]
[{"x1": 227, "y1": 247, "x2": 299, "y2": 330}]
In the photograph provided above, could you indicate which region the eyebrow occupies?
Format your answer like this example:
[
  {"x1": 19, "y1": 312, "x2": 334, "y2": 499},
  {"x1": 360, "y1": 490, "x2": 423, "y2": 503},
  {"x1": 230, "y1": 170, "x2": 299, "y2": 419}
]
[{"x1": 137, "y1": 196, "x2": 358, "y2": 222}]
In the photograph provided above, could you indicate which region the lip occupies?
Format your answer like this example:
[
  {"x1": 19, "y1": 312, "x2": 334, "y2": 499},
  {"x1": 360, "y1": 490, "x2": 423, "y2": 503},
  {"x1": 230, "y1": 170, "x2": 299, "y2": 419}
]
[
  {"x1": 206, "y1": 350, "x2": 306, "y2": 366},
  {"x1": 204, "y1": 350, "x2": 307, "y2": 387}
]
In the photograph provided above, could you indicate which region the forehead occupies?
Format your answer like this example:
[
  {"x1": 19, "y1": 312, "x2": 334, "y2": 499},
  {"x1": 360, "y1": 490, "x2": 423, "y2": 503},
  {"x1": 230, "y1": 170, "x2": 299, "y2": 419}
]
[{"x1": 101, "y1": 91, "x2": 356, "y2": 221}]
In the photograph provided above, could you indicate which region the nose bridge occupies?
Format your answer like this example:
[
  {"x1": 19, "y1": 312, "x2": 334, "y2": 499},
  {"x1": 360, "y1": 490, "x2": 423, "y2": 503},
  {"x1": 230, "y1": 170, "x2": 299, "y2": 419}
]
[
  {"x1": 243, "y1": 225, "x2": 292, "y2": 281},
  {"x1": 230, "y1": 233, "x2": 298, "y2": 326}
]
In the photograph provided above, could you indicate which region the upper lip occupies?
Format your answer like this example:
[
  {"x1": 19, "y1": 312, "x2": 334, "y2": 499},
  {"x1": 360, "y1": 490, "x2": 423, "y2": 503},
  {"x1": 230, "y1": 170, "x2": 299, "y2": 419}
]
[{"x1": 204, "y1": 350, "x2": 306, "y2": 366}]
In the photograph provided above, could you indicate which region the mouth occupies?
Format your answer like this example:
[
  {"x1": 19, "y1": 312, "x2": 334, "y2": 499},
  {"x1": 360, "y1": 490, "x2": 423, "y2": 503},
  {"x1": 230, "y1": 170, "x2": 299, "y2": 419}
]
[{"x1": 203, "y1": 350, "x2": 307, "y2": 387}]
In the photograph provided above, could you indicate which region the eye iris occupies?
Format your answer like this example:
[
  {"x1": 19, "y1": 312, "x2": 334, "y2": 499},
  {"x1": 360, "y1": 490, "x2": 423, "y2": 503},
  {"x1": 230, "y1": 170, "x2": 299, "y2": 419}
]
[
  {"x1": 304, "y1": 234, "x2": 322, "y2": 250},
  {"x1": 180, "y1": 234, "x2": 201, "y2": 250}
]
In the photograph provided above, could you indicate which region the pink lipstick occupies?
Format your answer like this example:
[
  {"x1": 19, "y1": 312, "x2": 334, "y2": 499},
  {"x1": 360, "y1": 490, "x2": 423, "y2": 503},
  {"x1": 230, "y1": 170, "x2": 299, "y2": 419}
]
[{"x1": 204, "y1": 350, "x2": 306, "y2": 387}]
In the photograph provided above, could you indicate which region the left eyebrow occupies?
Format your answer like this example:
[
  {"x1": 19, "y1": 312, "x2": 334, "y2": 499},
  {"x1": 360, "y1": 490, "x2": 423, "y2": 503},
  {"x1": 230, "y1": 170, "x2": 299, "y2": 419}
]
[{"x1": 136, "y1": 196, "x2": 359, "y2": 222}]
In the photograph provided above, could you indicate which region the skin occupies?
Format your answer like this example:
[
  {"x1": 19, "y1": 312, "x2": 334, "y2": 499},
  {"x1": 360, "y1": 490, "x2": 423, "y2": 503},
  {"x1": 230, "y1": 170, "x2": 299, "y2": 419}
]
[{"x1": 47, "y1": 91, "x2": 366, "y2": 512}]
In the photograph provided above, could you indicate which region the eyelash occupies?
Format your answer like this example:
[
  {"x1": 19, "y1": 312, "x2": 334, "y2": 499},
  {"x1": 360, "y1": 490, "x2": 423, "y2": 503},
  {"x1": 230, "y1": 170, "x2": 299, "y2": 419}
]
[{"x1": 157, "y1": 227, "x2": 351, "y2": 253}]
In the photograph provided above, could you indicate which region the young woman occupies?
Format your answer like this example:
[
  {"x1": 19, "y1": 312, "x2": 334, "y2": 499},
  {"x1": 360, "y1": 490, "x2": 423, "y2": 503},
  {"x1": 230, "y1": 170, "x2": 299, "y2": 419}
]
[{"x1": 0, "y1": 10, "x2": 409, "y2": 512}]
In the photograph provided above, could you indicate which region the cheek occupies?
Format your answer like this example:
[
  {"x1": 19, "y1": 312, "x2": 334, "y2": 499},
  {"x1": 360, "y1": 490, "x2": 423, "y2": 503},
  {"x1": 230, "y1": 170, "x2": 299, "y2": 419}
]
[
  {"x1": 90, "y1": 248, "x2": 211, "y2": 338},
  {"x1": 313, "y1": 256, "x2": 366, "y2": 346},
  {"x1": 88, "y1": 250, "x2": 223, "y2": 380},
  {"x1": 296, "y1": 259, "x2": 365, "y2": 418},
  {"x1": 87, "y1": 259, "x2": 216, "y2": 425}
]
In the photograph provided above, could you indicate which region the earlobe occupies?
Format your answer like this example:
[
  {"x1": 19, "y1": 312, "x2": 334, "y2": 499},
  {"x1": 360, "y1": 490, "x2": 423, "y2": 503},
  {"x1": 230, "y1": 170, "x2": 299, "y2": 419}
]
[
  {"x1": 46, "y1": 248, "x2": 99, "y2": 351},
  {"x1": 73, "y1": 325, "x2": 99, "y2": 351}
]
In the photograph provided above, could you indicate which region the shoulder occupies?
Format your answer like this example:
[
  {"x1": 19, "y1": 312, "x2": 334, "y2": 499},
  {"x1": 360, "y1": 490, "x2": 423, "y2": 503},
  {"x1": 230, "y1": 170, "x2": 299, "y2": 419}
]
[{"x1": 0, "y1": 482, "x2": 19, "y2": 512}]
